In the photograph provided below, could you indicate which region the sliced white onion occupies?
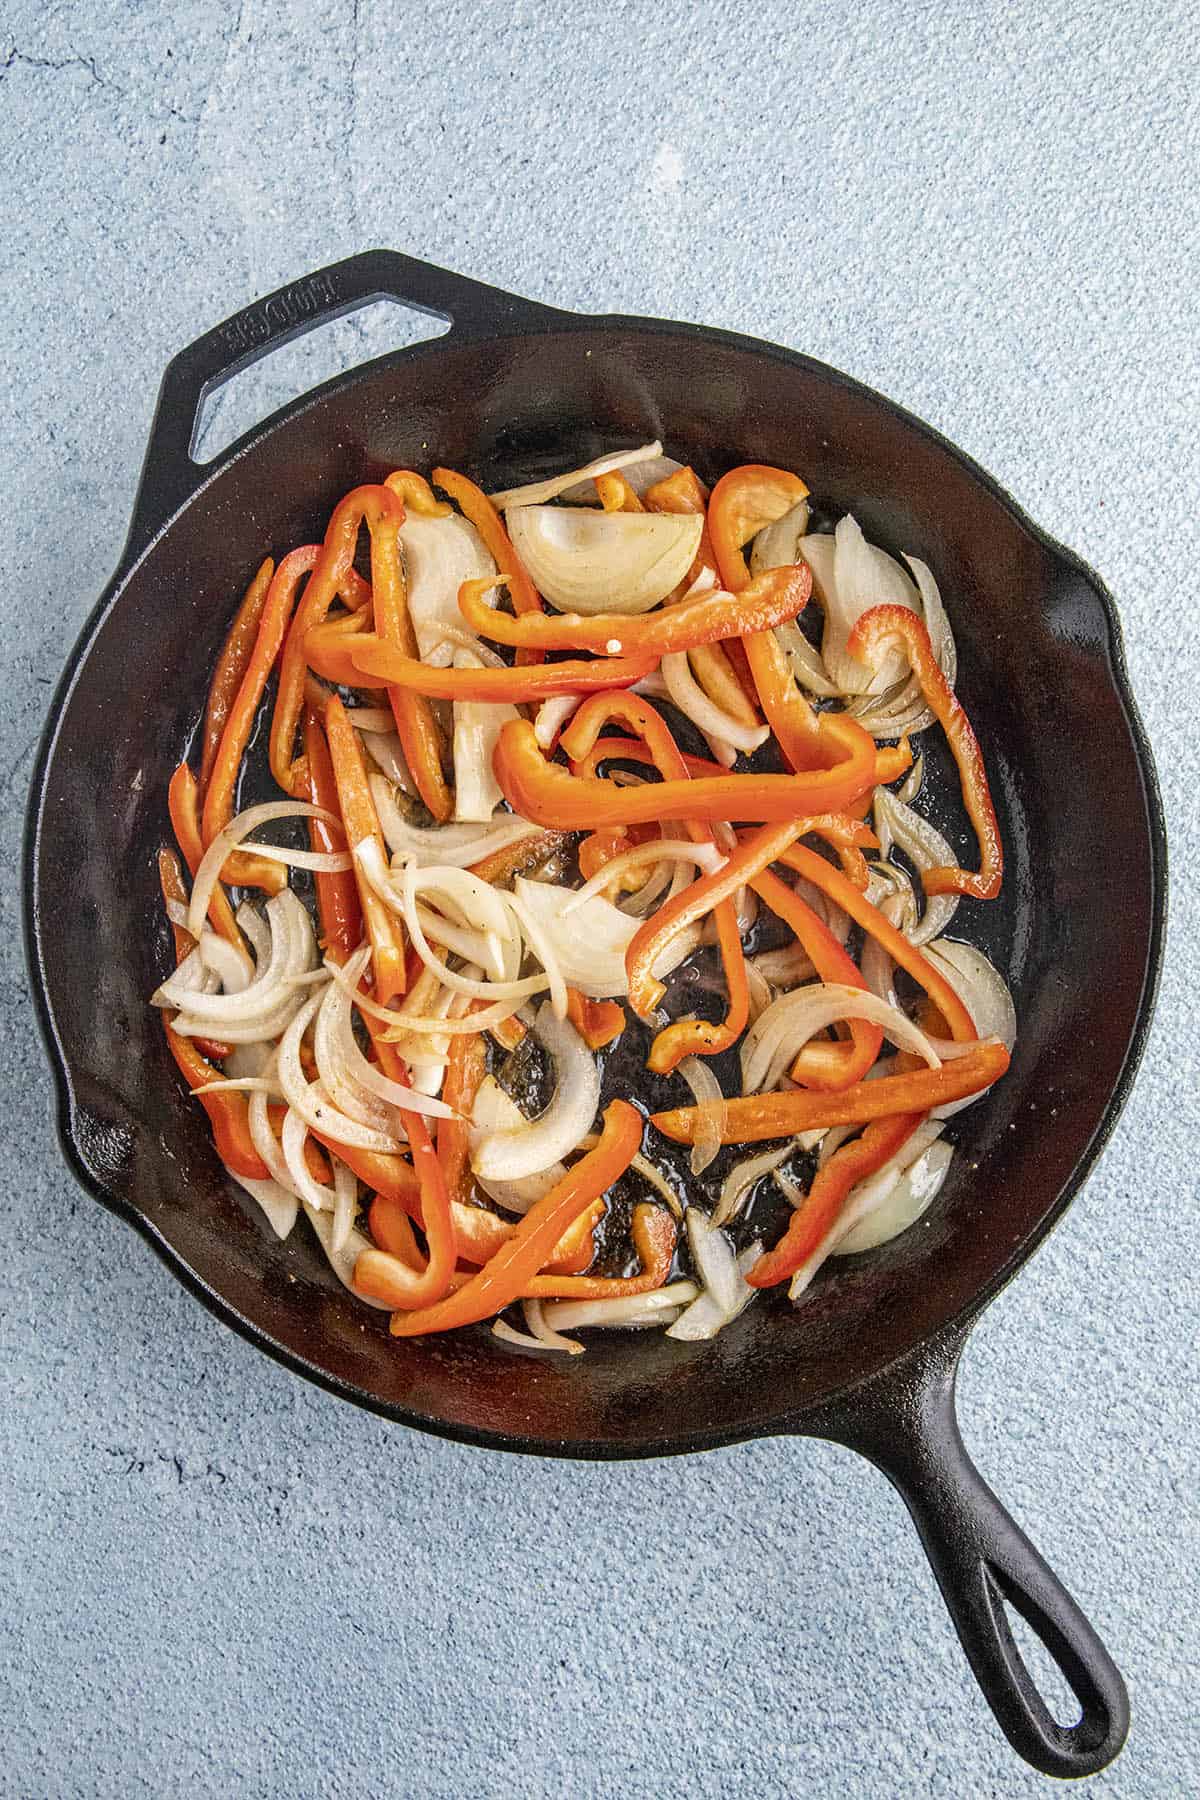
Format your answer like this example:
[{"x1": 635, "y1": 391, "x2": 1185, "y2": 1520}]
[
  {"x1": 833, "y1": 1135, "x2": 953, "y2": 1257},
  {"x1": 711, "y1": 1142, "x2": 797, "y2": 1228},
  {"x1": 227, "y1": 1168, "x2": 299, "y2": 1241},
  {"x1": 281, "y1": 1106, "x2": 339, "y2": 1213},
  {"x1": 489, "y1": 441, "x2": 664, "y2": 509},
  {"x1": 896, "y1": 753, "x2": 924, "y2": 806},
  {"x1": 185, "y1": 802, "x2": 337, "y2": 941},
  {"x1": 678, "y1": 1056, "x2": 726, "y2": 1177},
  {"x1": 660, "y1": 651, "x2": 770, "y2": 756},
  {"x1": 628, "y1": 1152, "x2": 684, "y2": 1219},
  {"x1": 504, "y1": 888, "x2": 568, "y2": 1020},
  {"x1": 506, "y1": 506, "x2": 703, "y2": 616},
  {"x1": 801, "y1": 517, "x2": 919, "y2": 696},
  {"x1": 400, "y1": 510, "x2": 496, "y2": 667},
  {"x1": 522, "y1": 1298, "x2": 586, "y2": 1354},
  {"x1": 361, "y1": 729, "x2": 416, "y2": 794},
  {"x1": 303, "y1": 1201, "x2": 389, "y2": 1308},
  {"x1": 923, "y1": 941, "x2": 1017, "y2": 1118},
  {"x1": 740, "y1": 982, "x2": 942, "y2": 1095},
  {"x1": 684, "y1": 1208, "x2": 740, "y2": 1316},
  {"x1": 873, "y1": 789, "x2": 961, "y2": 946},
  {"x1": 533, "y1": 693, "x2": 581, "y2": 748},
  {"x1": 247, "y1": 1087, "x2": 300, "y2": 1198},
  {"x1": 276, "y1": 989, "x2": 407, "y2": 1152},
  {"x1": 314, "y1": 958, "x2": 455, "y2": 1123},
  {"x1": 749, "y1": 499, "x2": 812, "y2": 574},
  {"x1": 236, "y1": 901, "x2": 272, "y2": 967},
  {"x1": 666, "y1": 1243, "x2": 761, "y2": 1341},
  {"x1": 751, "y1": 943, "x2": 817, "y2": 988},
  {"x1": 470, "y1": 1005, "x2": 600, "y2": 1182},
  {"x1": 197, "y1": 931, "x2": 254, "y2": 993},
  {"x1": 453, "y1": 646, "x2": 519, "y2": 822},
  {"x1": 860, "y1": 888, "x2": 908, "y2": 1010},
  {"x1": 330, "y1": 1157, "x2": 358, "y2": 1258},
  {"x1": 371, "y1": 779, "x2": 541, "y2": 869},
  {"x1": 471, "y1": 1078, "x2": 568, "y2": 1213},
  {"x1": 904, "y1": 554, "x2": 957, "y2": 689},
  {"x1": 539, "y1": 1283, "x2": 699, "y2": 1332},
  {"x1": 561, "y1": 843, "x2": 712, "y2": 916},
  {"x1": 513, "y1": 876, "x2": 699, "y2": 999},
  {"x1": 773, "y1": 618, "x2": 841, "y2": 697}
]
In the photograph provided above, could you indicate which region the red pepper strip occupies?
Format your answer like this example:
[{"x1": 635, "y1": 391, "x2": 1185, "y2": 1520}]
[
  {"x1": 747, "y1": 1114, "x2": 926, "y2": 1288},
  {"x1": 563, "y1": 692, "x2": 748, "y2": 1067},
  {"x1": 367, "y1": 1099, "x2": 642, "y2": 1336},
  {"x1": 365, "y1": 1184, "x2": 600, "y2": 1279},
  {"x1": 346, "y1": 633, "x2": 656, "y2": 702},
  {"x1": 778, "y1": 844, "x2": 979, "y2": 1043},
  {"x1": 163, "y1": 1027, "x2": 271, "y2": 1179},
  {"x1": 468, "y1": 829, "x2": 574, "y2": 886},
  {"x1": 571, "y1": 736, "x2": 732, "y2": 782},
  {"x1": 437, "y1": 1031, "x2": 488, "y2": 1207},
  {"x1": 523, "y1": 1203, "x2": 674, "y2": 1298},
  {"x1": 652, "y1": 1039, "x2": 1010, "y2": 1146},
  {"x1": 749, "y1": 867, "x2": 883, "y2": 1090},
  {"x1": 271, "y1": 485, "x2": 406, "y2": 795},
  {"x1": 368, "y1": 1190, "x2": 424, "y2": 1266},
  {"x1": 626, "y1": 818, "x2": 810, "y2": 1019},
  {"x1": 432, "y1": 466, "x2": 545, "y2": 667},
  {"x1": 323, "y1": 695, "x2": 407, "y2": 1003},
  {"x1": 167, "y1": 763, "x2": 245, "y2": 952},
  {"x1": 157, "y1": 849, "x2": 232, "y2": 1061},
  {"x1": 848, "y1": 605, "x2": 1003, "y2": 899},
  {"x1": 595, "y1": 470, "x2": 645, "y2": 512},
  {"x1": 707, "y1": 463, "x2": 810, "y2": 594},
  {"x1": 692, "y1": 640, "x2": 762, "y2": 731},
  {"x1": 456, "y1": 563, "x2": 812, "y2": 660},
  {"x1": 566, "y1": 988, "x2": 626, "y2": 1050},
  {"x1": 366, "y1": 493, "x2": 454, "y2": 823},
  {"x1": 203, "y1": 547, "x2": 316, "y2": 893},
  {"x1": 302, "y1": 709, "x2": 363, "y2": 965},
  {"x1": 643, "y1": 465, "x2": 717, "y2": 593},
  {"x1": 645, "y1": 465, "x2": 763, "y2": 714},
  {"x1": 197, "y1": 557, "x2": 273, "y2": 801},
  {"x1": 488, "y1": 1012, "x2": 528, "y2": 1054},
  {"x1": 384, "y1": 469, "x2": 452, "y2": 516}
]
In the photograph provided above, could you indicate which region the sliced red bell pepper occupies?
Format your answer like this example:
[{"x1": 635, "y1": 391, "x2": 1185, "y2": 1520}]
[
  {"x1": 651, "y1": 1039, "x2": 1010, "y2": 1146},
  {"x1": 747, "y1": 1113, "x2": 926, "y2": 1287},
  {"x1": 368, "y1": 1099, "x2": 642, "y2": 1336},
  {"x1": 468, "y1": 829, "x2": 574, "y2": 886},
  {"x1": 455, "y1": 563, "x2": 811, "y2": 659},
  {"x1": 167, "y1": 762, "x2": 245, "y2": 953},
  {"x1": 565, "y1": 988, "x2": 626, "y2": 1050},
  {"x1": 707, "y1": 463, "x2": 810, "y2": 594},
  {"x1": 366, "y1": 491, "x2": 453, "y2": 823},
  {"x1": 384, "y1": 469, "x2": 452, "y2": 516},
  {"x1": 436, "y1": 1030, "x2": 488, "y2": 1207},
  {"x1": 522, "y1": 1203, "x2": 674, "y2": 1298},
  {"x1": 569, "y1": 737, "x2": 732, "y2": 783},
  {"x1": 346, "y1": 633, "x2": 657, "y2": 701},
  {"x1": 363, "y1": 1183, "x2": 600, "y2": 1278},
  {"x1": 432, "y1": 465, "x2": 545, "y2": 667},
  {"x1": 197, "y1": 556, "x2": 273, "y2": 802},
  {"x1": 848, "y1": 605, "x2": 1003, "y2": 899},
  {"x1": 323, "y1": 694, "x2": 407, "y2": 1004},
  {"x1": 163, "y1": 1025, "x2": 271, "y2": 1180},
  {"x1": 302, "y1": 708, "x2": 363, "y2": 965}
]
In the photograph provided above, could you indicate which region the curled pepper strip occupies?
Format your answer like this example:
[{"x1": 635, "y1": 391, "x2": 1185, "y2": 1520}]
[
  {"x1": 167, "y1": 763, "x2": 245, "y2": 953},
  {"x1": 324, "y1": 695, "x2": 407, "y2": 1004},
  {"x1": 522, "y1": 1203, "x2": 674, "y2": 1298},
  {"x1": 202, "y1": 547, "x2": 317, "y2": 893},
  {"x1": 749, "y1": 868, "x2": 883, "y2": 1091},
  {"x1": 347, "y1": 633, "x2": 656, "y2": 701},
  {"x1": 384, "y1": 469, "x2": 451, "y2": 516},
  {"x1": 432, "y1": 465, "x2": 545, "y2": 666},
  {"x1": 455, "y1": 563, "x2": 812, "y2": 660},
  {"x1": 777, "y1": 843, "x2": 978, "y2": 1043},
  {"x1": 367, "y1": 492, "x2": 453, "y2": 823},
  {"x1": 469, "y1": 829, "x2": 574, "y2": 886},
  {"x1": 645, "y1": 465, "x2": 762, "y2": 711},
  {"x1": 707, "y1": 463, "x2": 810, "y2": 594},
  {"x1": 747, "y1": 1113, "x2": 926, "y2": 1288},
  {"x1": 848, "y1": 605, "x2": 1004, "y2": 899},
  {"x1": 651, "y1": 1039, "x2": 1011, "y2": 1146},
  {"x1": 566, "y1": 988, "x2": 626, "y2": 1050},
  {"x1": 197, "y1": 556, "x2": 273, "y2": 800},
  {"x1": 570, "y1": 736, "x2": 732, "y2": 782},
  {"x1": 303, "y1": 709, "x2": 362, "y2": 965},
  {"x1": 361, "y1": 1099, "x2": 643, "y2": 1336},
  {"x1": 270, "y1": 484, "x2": 406, "y2": 795}
]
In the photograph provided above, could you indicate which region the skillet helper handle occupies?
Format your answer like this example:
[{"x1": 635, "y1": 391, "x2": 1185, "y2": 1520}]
[
  {"x1": 126, "y1": 249, "x2": 566, "y2": 556},
  {"x1": 812, "y1": 1330, "x2": 1129, "y2": 1778}
]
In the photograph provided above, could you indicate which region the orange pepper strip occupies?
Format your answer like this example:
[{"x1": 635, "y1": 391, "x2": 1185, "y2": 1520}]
[
  {"x1": 368, "y1": 1190, "x2": 424, "y2": 1266},
  {"x1": 565, "y1": 988, "x2": 626, "y2": 1050},
  {"x1": 651, "y1": 1039, "x2": 1010, "y2": 1147},
  {"x1": 504, "y1": 690, "x2": 879, "y2": 827},
  {"x1": 167, "y1": 763, "x2": 245, "y2": 952},
  {"x1": 643, "y1": 465, "x2": 717, "y2": 593},
  {"x1": 778, "y1": 844, "x2": 978, "y2": 1043},
  {"x1": 749, "y1": 867, "x2": 883, "y2": 1090},
  {"x1": 436, "y1": 1031, "x2": 488, "y2": 1207},
  {"x1": 570, "y1": 737, "x2": 732, "y2": 782},
  {"x1": 364, "y1": 1183, "x2": 600, "y2": 1277},
  {"x1": 562, "y1": 692, "x2": 748, "y2": 1067},
  {"x1": 747, "y1": 1113, "x2": 926, "y2": 1288},
  {"x1": 707, "y1": 464, "x2": 810, "y2": 594},
  {"x1": 197, "y1": 557, "x2": 273, "y2": 801},
  {"x1": 578, "y1": 826, "x2": 634, "y2": 885},
  {"x1": 523, "y1": 1203, "x2": 675, "y2": 1298},
  {"x1": 346, "y1": 633, "x2": 657, "y2": 701},
  {"x1": 271, "y1": 484, "x2": 407, "y2": 795},
  {"x1": 432, "y1": 466, "x2": 545, "y2": 667},
  {"x1": 303, "y1": 709, "x2": 363, "y2": 965},
  {"x1": 323, "y1": 695, "x2": 407, "y2": 1003},
  {"x1": 595, "y1": 470, "x2": 645, "y2": 512},
  {"x1": 366, "y1": 1099, "x2": 642, "y2": 1335},
  {"x1": 625, "y1": 818, "x2": 811, "y2": 1020},
  {"x1": 455, "y1": 563, "x2": 811, "y2": 659},
  {"x1": 163, "y1": 1027, "x2": 272, "y2": 1180},
  {"x1": 202, "y1": 547, "x2": 318, "y2": 893},
  {"x1": 157, "y1": 848, "x2": 231, "y2": 1061},
  {"x1": 366, "y1": 494, "x2": 453, "y2": 823},
  {"x1": 468, "y1": 829, "x2": 574, "y2": 886},
  {"x1": 848, "y1": 605, "x2": 1003, "y2": 900},
  {"x1": 384, "y1": 470, "x2": 451, "y2": 516}
]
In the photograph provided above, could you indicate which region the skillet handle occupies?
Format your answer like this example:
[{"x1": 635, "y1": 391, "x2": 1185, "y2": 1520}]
[
  {"x1": 809, "y1": 1328, "x2": 1129, "y2": 1777},
  {"x1": 126, "y1": 249, "x2": 566, "y2": 556}
]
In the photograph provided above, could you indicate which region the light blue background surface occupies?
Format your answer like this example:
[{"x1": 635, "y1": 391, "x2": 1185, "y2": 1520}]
[{"x1": 2, "y1": 2, "x2": 1197, "y2": 1794}]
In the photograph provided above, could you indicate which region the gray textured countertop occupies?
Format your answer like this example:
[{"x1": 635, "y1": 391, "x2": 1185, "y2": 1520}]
[{"x1": 3, "y1": 2, "x2": 1197, "y2": 1794}]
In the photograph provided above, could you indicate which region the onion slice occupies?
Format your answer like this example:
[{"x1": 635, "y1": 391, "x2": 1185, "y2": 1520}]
[
  {"x1": 539, "y1": 1283, "x2": 698, "y2": 1332},
  {"x1": 712, "y1": 1142, "x2": 797, "y2": 1228},
  {"x1": 740, "y1": 983, "x2": 942, "y2": 1095},
  {"x1": 677, "y1": 1057, "x2": 726, "y2": 1177},
  {"x1": 185, "y1": 802, "x2": 337, "y2": 941},
  {"x1": 489, "y1": 441, "x2": 664, "y2": 509},
  {"x1": 873, "y1": 789, "x2": 960, "y2": 947},
  {"x1": 506, "y1": 506, "x2": 703, "y2": 615},
  {"x1": 470, "y1": 1005, "x2": 600, "y2": 1182}
]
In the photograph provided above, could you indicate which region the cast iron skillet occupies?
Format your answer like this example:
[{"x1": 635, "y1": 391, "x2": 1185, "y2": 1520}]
[{"x1": 25, "y1": 251, "x2": 1166, "y2": 1778}]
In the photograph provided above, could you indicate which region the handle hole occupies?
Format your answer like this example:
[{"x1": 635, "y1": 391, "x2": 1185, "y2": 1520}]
[
  {"x1": 990, "y1": 1570, "x2": 1085, "y2": 1729},
  {"x1": 191, "y1": 299, "x2": 451, "y2": 464}
]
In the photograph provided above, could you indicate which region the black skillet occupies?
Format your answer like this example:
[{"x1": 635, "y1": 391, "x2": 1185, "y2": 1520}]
[{"x1": 24, "y1": 251, "x2": 1166, "y2": 1778}]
